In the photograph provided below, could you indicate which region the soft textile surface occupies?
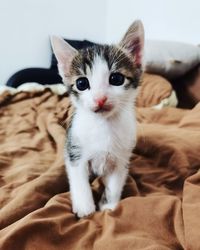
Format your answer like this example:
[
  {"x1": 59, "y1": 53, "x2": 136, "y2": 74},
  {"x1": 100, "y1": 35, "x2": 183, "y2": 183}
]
[
  {"x1": 0, "y1": 74, "x2": 200, "y2": 250},
  {"x1": 136, "y1": 73, "x2": 174, "y2": 107}
]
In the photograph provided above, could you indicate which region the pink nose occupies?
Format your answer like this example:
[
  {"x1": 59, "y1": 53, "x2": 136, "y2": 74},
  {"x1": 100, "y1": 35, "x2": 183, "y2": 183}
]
[{"x1": 95, "y1": 96, "x2": 107, "y2": 108}]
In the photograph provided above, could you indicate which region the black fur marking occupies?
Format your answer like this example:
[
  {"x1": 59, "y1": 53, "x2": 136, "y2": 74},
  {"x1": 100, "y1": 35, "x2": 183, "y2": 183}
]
[
  {"x1": 67, "y1": 118, "x2": 82, "y2": 163},
  {"x1": 68, "y1": 85, "x2": 79, "y2": 98},
  {"x1": 82, "y1": 57, "x2": 91, "y2": 74},
  {"x1": 114, "y1": 54, "x2": 133, "y2": 72},
  {"x1": 71, "y1": 59, "x2": 82, "y2": 75},
  {"x1": 125, "y1": 77, "x2": 138, "y2": 89},
  {"x1": 68, "y1": 144, "x2": 81, "y2": 162},
  {"x1": 71, "y1": 89, "x2": 79, "y2": 98},
  {"x1": 124, "y1": 67, "x2": 142, "y2": 89},
  {"x1": 103, "y1": 45, "x2": 114, "y2": 70}
]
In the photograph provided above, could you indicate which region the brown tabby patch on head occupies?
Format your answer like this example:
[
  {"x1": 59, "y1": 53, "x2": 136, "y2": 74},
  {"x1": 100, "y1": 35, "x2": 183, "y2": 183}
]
[
  {"x1": 67, "y1": 44, "x2": 142, "y2": 97},
  {"x1": 70, "y1": 45, "x2": 140, "y2": 77}
]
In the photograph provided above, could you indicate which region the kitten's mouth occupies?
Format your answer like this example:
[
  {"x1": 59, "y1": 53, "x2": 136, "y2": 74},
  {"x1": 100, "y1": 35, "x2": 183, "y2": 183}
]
[{"x1": 94, "y1": 105, "x2": 113, "y2": 113}]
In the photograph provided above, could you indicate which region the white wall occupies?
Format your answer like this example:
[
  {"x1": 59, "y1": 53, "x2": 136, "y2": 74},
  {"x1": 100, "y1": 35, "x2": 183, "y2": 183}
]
[
  {"x1": 106, "y1": 0, "x2": 200, "y2": 44},
  {"x1": 0, "y1": 0, "x2": 107, "y2": 85},
  {"x1": 1, "y1": 0, "x2": 200, "y2": 85}
]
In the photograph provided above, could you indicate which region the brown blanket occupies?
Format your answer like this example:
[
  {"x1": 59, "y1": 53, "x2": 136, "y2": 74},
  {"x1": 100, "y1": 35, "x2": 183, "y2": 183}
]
[{"x1": 0, "y1": 75, "x2": 200, "y2": 250}]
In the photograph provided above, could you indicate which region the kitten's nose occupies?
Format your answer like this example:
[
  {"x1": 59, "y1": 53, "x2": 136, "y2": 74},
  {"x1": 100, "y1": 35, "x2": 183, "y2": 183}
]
[{"x1": 95, "y1": 96, "x2": 107, "y2": 108}]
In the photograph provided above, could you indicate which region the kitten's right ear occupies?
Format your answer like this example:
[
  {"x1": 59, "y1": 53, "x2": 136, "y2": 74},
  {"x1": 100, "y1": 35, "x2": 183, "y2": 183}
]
[
  {"x1": 50, "y1": 36, "x2": 78, "y2": 78},
  {"x1": 120, "y1": 20, "x2": 144, "y2": 67}
]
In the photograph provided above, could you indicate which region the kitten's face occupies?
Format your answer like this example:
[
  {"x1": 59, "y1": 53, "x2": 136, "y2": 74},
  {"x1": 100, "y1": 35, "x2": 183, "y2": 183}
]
[
  {"x1": 51, "y1": 20, "x2": 144, "y2": 118},
  {"x1": 66, "y1": 45, "x2": 141, "y2": 117}
]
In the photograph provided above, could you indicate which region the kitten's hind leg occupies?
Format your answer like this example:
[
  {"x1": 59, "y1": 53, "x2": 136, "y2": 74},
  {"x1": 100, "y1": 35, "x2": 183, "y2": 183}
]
[
  {"x1": 99, "y1": 164, "x2": 128, "y2": 211},
  {"x1": 67, "y1": 161, "x2": 96, "y2": 218}
]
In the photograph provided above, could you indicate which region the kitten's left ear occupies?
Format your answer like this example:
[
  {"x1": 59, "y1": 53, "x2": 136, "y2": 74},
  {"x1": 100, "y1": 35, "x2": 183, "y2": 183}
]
[
  {"x1": 120, "y1": 20, "x2": 144, "y2": 67},
  {"x1": 50, "y1": 36, "x2": 78, "y2": 78}
]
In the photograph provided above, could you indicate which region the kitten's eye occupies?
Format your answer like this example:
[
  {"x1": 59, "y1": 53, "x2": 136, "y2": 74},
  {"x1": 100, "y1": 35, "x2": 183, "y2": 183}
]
[
  {"x1": 109, "y1": 73, "x2": 125, "y2": 86},
  {"x1": 76, "y1": 77, "x2": 90, "y2": 91}
]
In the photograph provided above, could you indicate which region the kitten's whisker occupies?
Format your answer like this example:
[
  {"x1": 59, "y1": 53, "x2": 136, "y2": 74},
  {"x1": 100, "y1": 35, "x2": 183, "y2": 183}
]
[
  {"x1": 112, "y1": 53, "x2": 128, "y2": 67},
  {"x1": 110, "y1": 47, "x2": 128, "y2": 69}
]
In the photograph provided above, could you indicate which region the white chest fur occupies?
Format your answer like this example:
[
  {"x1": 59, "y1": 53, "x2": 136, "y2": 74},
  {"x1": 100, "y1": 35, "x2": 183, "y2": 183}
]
[{"x1": 71, "y1": 106, "x2": 136, "y2": 175}]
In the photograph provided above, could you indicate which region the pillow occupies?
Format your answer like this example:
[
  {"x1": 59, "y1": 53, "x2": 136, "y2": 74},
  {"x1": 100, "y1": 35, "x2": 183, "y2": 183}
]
[
  {"x1": 144, "y1": 40, "x2": 200, "y2": 79},
  {"x1": 50, "y1": 39, "x2": 98, "y2": 70}
]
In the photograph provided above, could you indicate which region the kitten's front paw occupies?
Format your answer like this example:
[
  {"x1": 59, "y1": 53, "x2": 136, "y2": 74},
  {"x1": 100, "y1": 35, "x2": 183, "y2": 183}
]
[
  {"x1": 72, "y1": 201, "x2": 96, "y2": 218},
  {"x1": 99, "y1": 201, "x2": 118, "y2": 211}
]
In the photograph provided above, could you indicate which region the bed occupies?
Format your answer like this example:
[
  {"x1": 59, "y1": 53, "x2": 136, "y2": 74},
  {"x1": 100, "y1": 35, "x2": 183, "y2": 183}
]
[{"x1": 0, "y1": 72, "x2": 200, "y2": 250}]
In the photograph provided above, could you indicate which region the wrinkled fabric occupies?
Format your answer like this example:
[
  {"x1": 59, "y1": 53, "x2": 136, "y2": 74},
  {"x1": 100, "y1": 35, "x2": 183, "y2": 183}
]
[
  {"x1": 0, "y1": 75, "x2": 200, "y2": 250},
  {"x1": 136, "y1": 73, "x2": 172, "y2": 107}
]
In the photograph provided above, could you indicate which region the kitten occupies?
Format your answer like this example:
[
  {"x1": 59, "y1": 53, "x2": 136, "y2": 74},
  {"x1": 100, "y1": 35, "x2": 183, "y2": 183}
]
[{"x1": 51, "y1": 20, "x2": 144, "y2": 218}]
